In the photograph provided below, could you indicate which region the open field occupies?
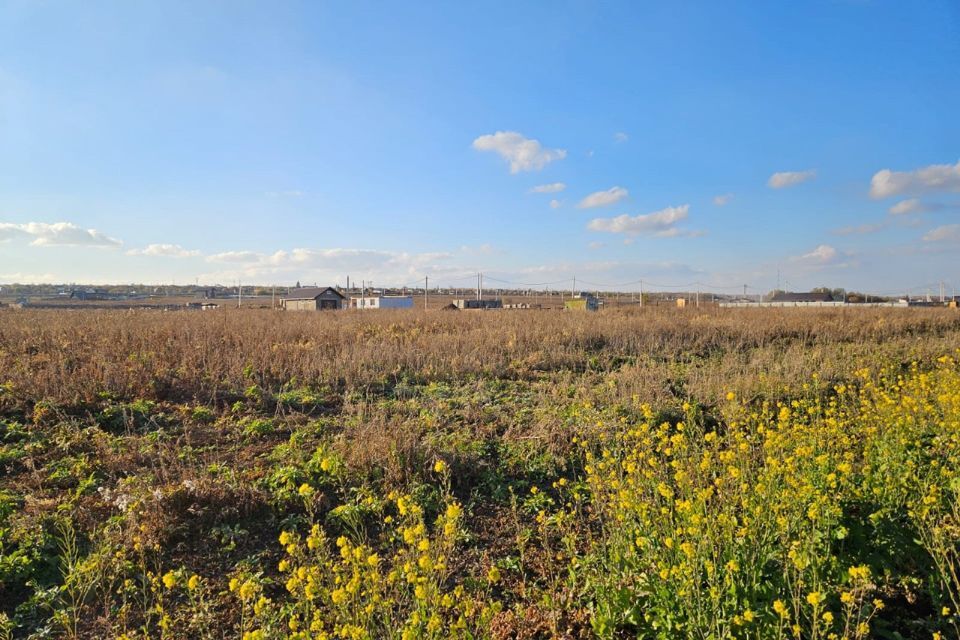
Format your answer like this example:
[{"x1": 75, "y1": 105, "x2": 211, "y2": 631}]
[{"x1": 1, "y1": 307, "x2": 959, "y2": 639}]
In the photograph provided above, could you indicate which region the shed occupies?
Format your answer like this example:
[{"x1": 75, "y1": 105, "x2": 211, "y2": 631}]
[
  {"x1": 454, "y1": 299, "x2": 502, "y2": 310},
  {"x1": 351, "y1": 295, "x2": 414, "y2": 310},
  {"x1": 282, "y1": 287, "x2": 347, "y2": 311},
  {"x1": 564, "y1": 293, "x2": 599, "y2": 312}
]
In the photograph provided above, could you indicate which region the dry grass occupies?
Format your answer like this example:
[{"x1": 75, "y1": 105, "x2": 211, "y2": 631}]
[{"x1": 2, "y1": 307, "x2": 957, "y2": 411}]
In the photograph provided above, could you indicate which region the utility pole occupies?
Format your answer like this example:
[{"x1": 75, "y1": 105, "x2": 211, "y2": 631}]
[
  {"x1": 743, "y1": 284, "x2": 747, "y2": 299},
  {"x1": 572, "y1": 276, "x2": 576, "y2": 297},
  {"x1": 696, "y1": 287, "x2": 700, "y2": 308},
  {"x1": 639, "y1": 280, "x2": 644, "y2": 308},
  {"x1": 271, "y1": 284, "x2": 275, "y2": 309},
  {"x1": 424, "y1": 276, "x2": 429, "y2": 310},
  {"x1": 238, "y1": 280, "x2": 242, "y2": 309}
]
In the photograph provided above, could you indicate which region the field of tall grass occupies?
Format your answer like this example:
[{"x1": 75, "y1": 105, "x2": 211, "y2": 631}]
[{"x1": 0, "y1": 307, "x2": 958, "y2": 639}]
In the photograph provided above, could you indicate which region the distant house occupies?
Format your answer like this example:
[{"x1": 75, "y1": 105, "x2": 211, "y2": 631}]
[
  {"x1": 187, "y1": 302, "x2": 220, "y2": 311},
  {"x1": 282, "y1": 287, "x2": 346, "y2": 311},
  {"x1": 454, "y1": 299, "x2": 502, "y2": 310},
  {"x1": 351, "y1": 295, "x2": 415, "y2": 310},
  {"x1": 70, "y1": 289, "x2": 120, "y2": 301},
  {"x1": 768, "y1": 291, "x2": 835, "y2": 303}
]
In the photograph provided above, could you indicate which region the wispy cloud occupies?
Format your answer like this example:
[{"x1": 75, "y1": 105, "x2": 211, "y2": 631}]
[
  {"x1": 889, "y1": 198, "x2": 924, "y2": 215},
  {"x1": 712, "y1": 193, "x2": 734, "y2": 206},
  {"x1": 126, "y1": 243, "x2": 200, "y2": 258},
  {"x1": 887, "y1": 198, "x2": 957, "y2": 216},
  {"x1": 512, "y1": 259, "x2": 701, "y2": 282},
  {"x1": 587, "y1": 204, "x2": 700, "y2": 238},
  {"x1": 922, "y1": 224, "x2": 960, "y2": 242},
  {"x1": 587, "y1": 241, "x2": 604, "y2": 250},
  {"x1": 832, "y1": 221, "x2": 888, "y2": 236},
  {"x1": 459, "y1": 243, "x2": 497, "y2": 256},
  {"x1": 472, "y1": 131, "x2": 566, "y2": 173},
  {"x1": 528, "y1": 182, "x2": 566, "y2": 194},
  {"x1": 613, "y1": 132, "x2": 628, "y2": 143},
  {"x1": 0, "y1": 222, "x2": 121, "y2": 247},
  {"x1": 870, "y1": 160, "x2": 960, "y2": 199},
  {"x1": 768, "y1": 170, "x2": 816, "y2": 189},
  {"x1": 549, "y1": 199, "x2": 562, "y2": 209},
  {"x1": 577, "y1": 186, "x2": 628, "y2": 209}
]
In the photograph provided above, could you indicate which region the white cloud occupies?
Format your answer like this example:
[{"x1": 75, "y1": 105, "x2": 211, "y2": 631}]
[
  {"x1": 923, "y1": 224, "x2": 960, "y2": 242},
  {"x1": 791, "y1": 244, "x2": 840, "y2": 265},
  {"x1": 206, "y1": 250, "x2": 263, "y2": 263},
  {"x1": 126, "y1": 243, "x2": 200, "y2": 258},
  {"x1": 0, "y1": 222, "x2": 121, "y2": 247},
  {"x1": 888, "y1": 198, "x2": 924, "y2": 215},
  {"x1": 472, "y1": 131, "x2": 566, "y2": 173},
  {"x1": 0, "y1": 272, "x2": 58, "y2": 284},
  {"x1": 588, "y1": 204, "x2": 699, "y2": 237},
  {"x1": 549, "y1": 199, "x2": 561, "y2": 209},
  {"x1": 577, "y1": 186, "x2": 629, "y2": 209},
  {"x1": 712, "y1": 193, "x2": 734, "y2": 206},
  {"x1": 870, "y1": 160, "x2": 960, "y2": 199},
  {"x1": 201, "y1": 247, "x2": 456, "y2": 284},
  {"x1": 529, "y1": 182, "x2": 566, "y2": 194},
  {"x1": 613, "y1": 132, "x2": 628, "y2": 143},
  {"x1": 768, "y1": 170, "x2": 816, "y2": 189},
  {"x1": 891, "y1": 200, "x2": 957, "y2": 216}
]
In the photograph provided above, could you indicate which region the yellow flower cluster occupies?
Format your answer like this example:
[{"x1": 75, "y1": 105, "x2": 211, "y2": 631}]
[
  {"x1": 227, "y1": 492, "x2": 499, "y2": 639},
  {"x1": 549, "y1": 356, "x2": 960, "y2": 639}
]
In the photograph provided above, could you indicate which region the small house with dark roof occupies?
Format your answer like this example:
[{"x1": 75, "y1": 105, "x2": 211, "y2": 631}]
[{"x1": 282, "y1": 287, "x2": 347, "y2": 311}]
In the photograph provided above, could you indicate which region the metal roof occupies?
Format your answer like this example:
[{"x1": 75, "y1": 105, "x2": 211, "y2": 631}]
[{"x1": 283, "y1": 287, "x2": 346, "y2": 300}]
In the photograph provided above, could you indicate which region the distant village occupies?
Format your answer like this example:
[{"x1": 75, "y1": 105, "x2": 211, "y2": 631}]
[{"x1": 1, "y1": 282, "x2": 958, "y2": 311}]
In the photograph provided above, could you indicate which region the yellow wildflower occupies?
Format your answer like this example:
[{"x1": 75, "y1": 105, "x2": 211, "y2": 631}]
[{"x1": 162, "y1": 571, "x2": 177, "y2": 589}]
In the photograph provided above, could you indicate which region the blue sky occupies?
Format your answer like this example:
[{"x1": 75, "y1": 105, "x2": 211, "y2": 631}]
[{"x1": 2, "y1": 1, "x2": 959, "y2": 295}]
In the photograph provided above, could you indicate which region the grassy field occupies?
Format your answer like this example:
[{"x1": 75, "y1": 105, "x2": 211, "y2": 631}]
[{"x1": 0, "y1": 307, "x2": 958, "y2": 639}]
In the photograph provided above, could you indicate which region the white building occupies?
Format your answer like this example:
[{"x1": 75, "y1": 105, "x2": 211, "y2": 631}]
[{"x1": 351, "y1": 295, "x2": 415, "y2": 310}]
